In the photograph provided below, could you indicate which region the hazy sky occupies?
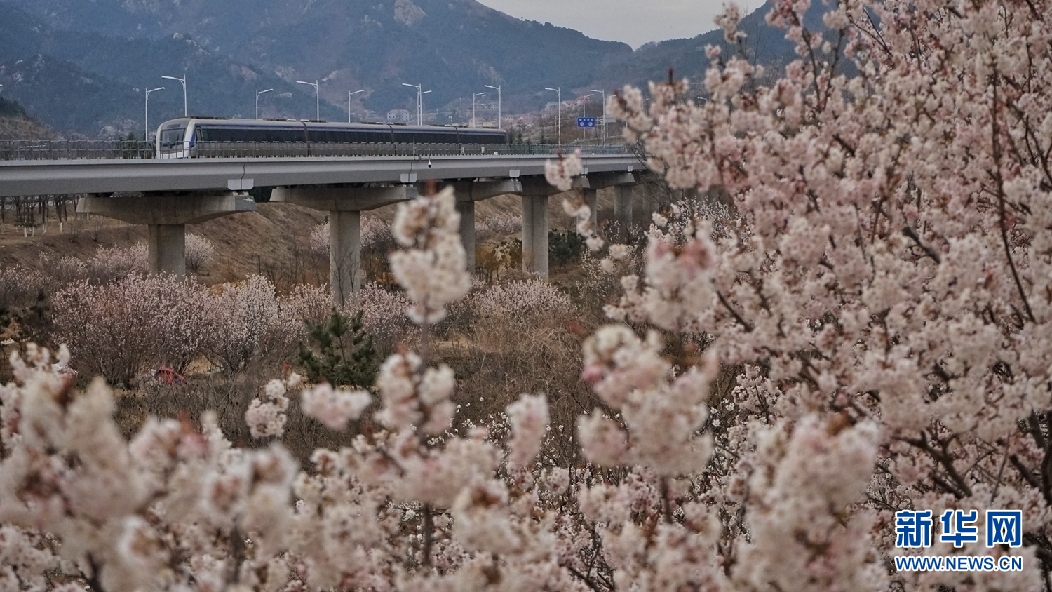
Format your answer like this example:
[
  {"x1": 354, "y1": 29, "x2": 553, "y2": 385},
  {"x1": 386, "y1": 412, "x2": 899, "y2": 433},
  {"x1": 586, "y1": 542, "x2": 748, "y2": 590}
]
[{"x1": 474, "y1": 0, "x2": 740, "y2": 48}]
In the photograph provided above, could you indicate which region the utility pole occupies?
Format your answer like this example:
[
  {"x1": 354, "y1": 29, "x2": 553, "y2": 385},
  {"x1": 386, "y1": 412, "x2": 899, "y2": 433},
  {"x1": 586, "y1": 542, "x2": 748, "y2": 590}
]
[
  {"x1": 590, "y1": 89, "x2": 606, "y2": 145},
  {"x1": 402, "y1": 83, "x2": 431, "y2": 126},
  {"x1": 472, "y1": 92, "x2": 486, "y2": 127},
  {"x1": 297, "y1": 80, "x2": 320, "y2": 121},
  {"x1": 485, "y1": 84, "x2": 501, "y2": 129},
  {"x1": 161, "y1": 74, "x2": 188, "y2": 116},
  {"x1": 545, "y1": 87, "x2": 561, "y2": 146},
  {"x1": 256, "y1": 88, "x2": 273, "y2": 120},
  {"x1": 349, "y1": 89, "x2": 364, "y2": 123},
  {"x1": 145, "y1": 86, "x2": 165, "y2": 142}
]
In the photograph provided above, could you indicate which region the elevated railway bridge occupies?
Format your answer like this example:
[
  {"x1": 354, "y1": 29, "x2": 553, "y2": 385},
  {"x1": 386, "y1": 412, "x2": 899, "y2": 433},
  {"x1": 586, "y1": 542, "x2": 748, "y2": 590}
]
[{"x1": 0, "y1": 141, "x2": 645, "y2": 303}]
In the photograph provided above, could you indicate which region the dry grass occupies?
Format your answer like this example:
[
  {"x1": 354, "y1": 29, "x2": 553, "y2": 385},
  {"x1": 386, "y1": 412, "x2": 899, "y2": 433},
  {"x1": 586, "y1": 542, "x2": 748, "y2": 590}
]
[{"x1": 3, "y1": 186, "x2": 666, "y2": 466}]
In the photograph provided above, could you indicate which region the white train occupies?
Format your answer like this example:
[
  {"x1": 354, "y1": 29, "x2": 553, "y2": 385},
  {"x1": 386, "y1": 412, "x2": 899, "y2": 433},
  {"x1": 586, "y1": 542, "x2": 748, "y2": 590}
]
[{"x1": 155, "y1": 117, "x2": 508, "y2": 159}]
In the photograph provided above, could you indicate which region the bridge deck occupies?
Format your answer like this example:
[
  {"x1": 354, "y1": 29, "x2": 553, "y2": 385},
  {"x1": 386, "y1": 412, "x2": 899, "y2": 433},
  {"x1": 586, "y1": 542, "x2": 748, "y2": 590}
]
[{"x1": 0, "y1": 153, "x2": 643, "y2": 197}]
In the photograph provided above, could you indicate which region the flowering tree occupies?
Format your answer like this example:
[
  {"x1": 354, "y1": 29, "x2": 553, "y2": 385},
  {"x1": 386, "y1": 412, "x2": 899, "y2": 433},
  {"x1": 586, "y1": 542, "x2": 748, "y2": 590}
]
[
  {"x1": 3, "y1": 0, "x2": 1052, "y2": 589},
  {"x1": 594, "y1": 0, "x2": 1052, "y2": 586}
]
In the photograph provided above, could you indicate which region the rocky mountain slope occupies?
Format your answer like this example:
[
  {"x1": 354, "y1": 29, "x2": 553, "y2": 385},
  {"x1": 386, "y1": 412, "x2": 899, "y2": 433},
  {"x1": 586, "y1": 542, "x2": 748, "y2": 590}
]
[{"x1": 0, "y1": 0, "x2": 828, "y2": 137}]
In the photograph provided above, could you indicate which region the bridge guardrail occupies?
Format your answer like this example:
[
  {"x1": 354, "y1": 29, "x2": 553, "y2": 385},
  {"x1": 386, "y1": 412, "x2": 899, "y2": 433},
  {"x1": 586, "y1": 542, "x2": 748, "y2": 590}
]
[
  {"x1": 0, "y1": 140, "x2": 156, "y2": 161},
  {"x1": 0, "y1": 140, "x2": 633, "y2": 161}
]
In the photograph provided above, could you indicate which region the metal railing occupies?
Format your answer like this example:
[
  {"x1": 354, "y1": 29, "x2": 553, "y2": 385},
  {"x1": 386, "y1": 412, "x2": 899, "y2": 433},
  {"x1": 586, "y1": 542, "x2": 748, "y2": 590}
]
[
  {"x1": 0, "y1": 140, "x2": 633, "y2": 161},
  {"x1": 0, "y1": 140, "x2": 156, "y2": 161}
]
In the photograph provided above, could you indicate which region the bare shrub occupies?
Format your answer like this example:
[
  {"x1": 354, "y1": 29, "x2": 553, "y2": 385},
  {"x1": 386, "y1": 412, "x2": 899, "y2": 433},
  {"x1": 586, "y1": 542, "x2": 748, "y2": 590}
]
[
  {"x1": 340, "y1": 283, "x2": 415, "y2": 353},
  {"x1": 308, "y1": 222, "x2": 329, "y2": 256},
  {"x1": 467, "y1": 279, "x2": 575, "y2": 324},
  {"x1": 203, "y1": 275, "x2": 282, "y2": 374},
  {"x1": 0, "y1": 266, "x2": 48, "y2": 311},
  {"x1": 88, "y1": 243, "x2": 148, "y2": 283},
  {"x1": 184, "y1": 234, "x2": 216, "y2": 274},
  {"x1": 51, "y1": 275, "x2": 209, "y2": 384},
  {"x1": 272, "y1": 283, "x2": 333, "y2": 357},
  {"x1": 442, "y1": 280, "x2": 590, "y2": 462},
  {"x1": 477, "y1": 212, "x2": 522, "y2": 240}
]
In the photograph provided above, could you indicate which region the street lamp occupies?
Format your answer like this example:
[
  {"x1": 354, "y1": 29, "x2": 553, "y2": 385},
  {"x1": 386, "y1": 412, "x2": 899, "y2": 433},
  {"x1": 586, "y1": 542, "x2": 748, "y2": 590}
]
[
  {"x1": 255, "y1": 88, "x2": 273, "y2": 120},
  {"x1": 402, "y1": 82, "x2": 431, "y2": 126},
  {"x1": 145, "y1": 86, "x2": 165, "y2": 142},
  {"x1": 484, "y1": 84, "x2": 501, "y2": 129},
  {"x1": 472, "y1": 92, "x2": 486, "y2": 128},
  {"x1": 545, "y1": 87, "x2": 561, "y2": 146},
  {"x1": 590, "y1": 89, "x2": 606, "y2": 145},
  {"x1": 348, "y1": 89, "x2": 364, "y2": 123},
  {"x1": 161, "y1": 74, "x2": 187, "y2": 117},
  {"x1": 297, "y1": 80, "x2": 320, "y2": 121}
]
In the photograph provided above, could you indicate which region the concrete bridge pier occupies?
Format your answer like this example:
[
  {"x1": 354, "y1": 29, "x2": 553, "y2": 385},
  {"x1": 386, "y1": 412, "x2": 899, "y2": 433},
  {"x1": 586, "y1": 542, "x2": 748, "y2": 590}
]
[
  {"x1": 517, "y1": 177, "x2": 590, "y2": 278},
  {"x1": 148, "y1": 225, "x2": 186, "y2": 275},
  {"x1": 77, "y1": 192, "x2": 256, "y2": 276},
  {"x1": 582, "y1": 188, "x2": 599, "y2": 228},
  {"x1": 449, "y1": 179, "x2": 522, "y2": 272},
  {"x1": 456, "y1": 200, "x2": 476, "y2": 269},
  {"x1": 271, "y1": 185, "x2": 416, "y2": 305},
  {"x1": 614, "y1": 186, "x2": 633, "y2": 236},
  {"x1": 585, "y1": 172, "x2": 638, "y2": 240}
]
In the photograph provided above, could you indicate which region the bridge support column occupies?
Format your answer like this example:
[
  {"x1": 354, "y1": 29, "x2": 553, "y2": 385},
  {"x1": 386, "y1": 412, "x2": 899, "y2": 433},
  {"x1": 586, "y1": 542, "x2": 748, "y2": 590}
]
[
  {"x1": 329, "y1": 210, "x2": 361, "y2": 303},
  {"x1": 272, "y1": 185, "x2": 416, "y2": 305},
  {"x1": 614, "y1": 186, "x2": 634, "y2": 240},
  {"x1": 521, "y1": 195, "x2": 548, "y2": 277},
  {"x1": 448, "y1": 179, "x2": 521, "y2": 273},
  {"x1": 456, "y1": 200, "x2": 476, "y2": 272},
  {"x1": 583, "y1": 187, "x2": 598, "y2": 229},
  {"x1": 585, "y1": 172, "x2": 637, "y2": 241},
  {"x1": 77, "y1": 192, "x2": 255, "y2": 277},
  {"x1": 148, "y1": 224, "x2": 186, "y2": 275}
]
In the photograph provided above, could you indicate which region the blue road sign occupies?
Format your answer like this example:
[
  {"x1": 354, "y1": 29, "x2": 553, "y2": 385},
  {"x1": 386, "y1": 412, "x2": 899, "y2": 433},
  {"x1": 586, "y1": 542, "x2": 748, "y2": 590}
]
[{"x1": 577, "y1": 117, "x2": 597, "y2": 128}]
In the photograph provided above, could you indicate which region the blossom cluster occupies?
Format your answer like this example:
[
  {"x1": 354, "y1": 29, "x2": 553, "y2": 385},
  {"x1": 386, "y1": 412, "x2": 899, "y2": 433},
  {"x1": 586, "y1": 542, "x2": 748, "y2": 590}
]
[{"x1": 389, "y1": 186, "x2": 472, "y2": 324}]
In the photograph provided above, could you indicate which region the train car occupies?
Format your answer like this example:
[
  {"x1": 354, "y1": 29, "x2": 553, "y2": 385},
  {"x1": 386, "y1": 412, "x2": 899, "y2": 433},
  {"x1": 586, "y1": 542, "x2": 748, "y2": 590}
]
[{"x1": 155, "y1": 118, "x2": 507, "y2": 159}]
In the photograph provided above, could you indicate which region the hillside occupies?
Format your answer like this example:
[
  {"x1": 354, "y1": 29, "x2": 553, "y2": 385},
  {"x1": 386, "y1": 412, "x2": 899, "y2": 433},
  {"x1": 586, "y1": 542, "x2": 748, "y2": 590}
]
[
  {"x1": 0, "y1": 0, "x2": 834, "y2": 137},
  {"x1": 0, "y1": 3, "x2": 345, "y2": 136},
  {"x1": 0, "y1": 95, "x2": 56, "y2": 140},
  {"x1": 0, "y1": 0, "x2": 633, "y2": 133}
]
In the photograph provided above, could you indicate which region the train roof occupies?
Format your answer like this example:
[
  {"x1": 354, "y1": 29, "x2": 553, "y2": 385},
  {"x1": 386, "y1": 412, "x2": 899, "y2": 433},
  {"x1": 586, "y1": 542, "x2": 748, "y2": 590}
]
[{"x1": 159, "y1": 117, "x2": 507, "y2": 134}]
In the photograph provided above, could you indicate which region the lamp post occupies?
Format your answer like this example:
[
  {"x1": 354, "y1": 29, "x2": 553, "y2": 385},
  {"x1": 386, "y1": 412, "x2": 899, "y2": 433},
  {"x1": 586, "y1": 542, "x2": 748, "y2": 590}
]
[
  {"x1": 545, "y1": 87, "x2": 561, "y2": 146},
  {"x1": 472, "y1": 92, "x2": 486, "y2": 127},
  {"x1": 161, "y1": 74, "x2": 187, "y2": 116},
  {"x1": 484, "y1": 84, "x2": 501, "y2": 129},
  {"x1": 590, "y1": 89, "x2": 606, "y2": 145},
  {"x1": 402, "y1": 82, "x2": 431, "y2": 126},
  {"x1": 297, "y1": 80, "x2": 320, "y2": 121},
  {"x1": 255, "y1": 88, "x2": 273, "y2": 120},
  {"x1": 145, "y1": 86, "x2": 165, "y2": 142},
  {"x1": 348, "y1": 89, "x2": 364, "y2": 123}
]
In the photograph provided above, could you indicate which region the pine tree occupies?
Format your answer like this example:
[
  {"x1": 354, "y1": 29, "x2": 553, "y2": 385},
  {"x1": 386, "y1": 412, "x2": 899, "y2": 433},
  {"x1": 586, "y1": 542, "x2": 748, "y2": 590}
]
[{"x1": 297, "y1": 309, "x2": 380, "y2": 387}]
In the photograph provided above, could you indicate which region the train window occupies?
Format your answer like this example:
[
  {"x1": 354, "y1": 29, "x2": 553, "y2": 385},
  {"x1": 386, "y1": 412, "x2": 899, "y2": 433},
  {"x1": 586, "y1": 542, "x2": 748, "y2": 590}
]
[
  {"x1": 160, "y1": 125, "x2": 187, "y2": 149},
  {"x1": 206, "y1": 127, "x2": 236, "y2": 142}
]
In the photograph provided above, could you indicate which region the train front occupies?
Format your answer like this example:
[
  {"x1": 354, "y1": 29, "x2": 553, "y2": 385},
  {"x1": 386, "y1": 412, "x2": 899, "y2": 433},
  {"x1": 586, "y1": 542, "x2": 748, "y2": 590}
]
[{"x1": 156, "y1": 119, "x2": 195, "y2": 159}]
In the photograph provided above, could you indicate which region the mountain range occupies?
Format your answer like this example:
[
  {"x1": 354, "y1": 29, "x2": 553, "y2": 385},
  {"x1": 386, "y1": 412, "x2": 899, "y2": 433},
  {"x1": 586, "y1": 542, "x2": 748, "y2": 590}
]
[{"x1": 0, "y1": 0, "x2": 817, "y2": 137}]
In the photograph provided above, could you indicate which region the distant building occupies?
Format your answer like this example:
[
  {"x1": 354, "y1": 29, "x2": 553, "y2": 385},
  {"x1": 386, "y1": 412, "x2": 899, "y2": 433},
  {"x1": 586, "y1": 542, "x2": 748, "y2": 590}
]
[{"x1": 386, "y1": 109, "x2": 412, "y2": 124}]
